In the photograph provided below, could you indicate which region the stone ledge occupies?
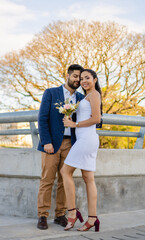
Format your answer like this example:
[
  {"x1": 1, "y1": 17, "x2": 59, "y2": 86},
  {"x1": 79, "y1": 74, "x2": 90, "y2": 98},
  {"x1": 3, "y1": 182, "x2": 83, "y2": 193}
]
[
  {"x1": 0, "y1": 175, "x2": 145, "y2": 218},
  {"x1": 0, "y1": 148, "x2": 145, "y2": 177}
]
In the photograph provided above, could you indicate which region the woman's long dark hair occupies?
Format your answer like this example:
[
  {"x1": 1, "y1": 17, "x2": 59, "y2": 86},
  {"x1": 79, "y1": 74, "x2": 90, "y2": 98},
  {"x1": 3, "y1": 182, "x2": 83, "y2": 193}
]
[{"x1": 81, "y1": 69, "x2": 103, "y2": 115}]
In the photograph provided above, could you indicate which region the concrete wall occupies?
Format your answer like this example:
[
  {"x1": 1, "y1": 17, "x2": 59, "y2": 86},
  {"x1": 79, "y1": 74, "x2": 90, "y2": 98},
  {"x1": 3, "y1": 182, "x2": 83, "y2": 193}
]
[{"x1": 0, "y1": 148, "x2": 145, "y2": 218}]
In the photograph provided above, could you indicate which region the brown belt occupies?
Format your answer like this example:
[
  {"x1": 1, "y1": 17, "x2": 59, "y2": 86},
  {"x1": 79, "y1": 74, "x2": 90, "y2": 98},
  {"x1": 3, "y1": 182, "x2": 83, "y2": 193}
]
[{"x1": 63, "y1": 135, "x2": 71, "y2": 139}]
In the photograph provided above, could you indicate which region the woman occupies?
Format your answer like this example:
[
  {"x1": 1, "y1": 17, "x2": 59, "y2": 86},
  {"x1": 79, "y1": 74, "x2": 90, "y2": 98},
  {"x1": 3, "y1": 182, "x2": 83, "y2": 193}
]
[{"x1": 61, "y1": 69, "x2": 102, "y2": 232}]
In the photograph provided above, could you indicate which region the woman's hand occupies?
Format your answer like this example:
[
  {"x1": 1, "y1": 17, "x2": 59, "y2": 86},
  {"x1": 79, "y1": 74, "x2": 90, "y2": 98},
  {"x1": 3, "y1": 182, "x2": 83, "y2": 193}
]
[{"x1": 63, "y1": 115, "x2": 76, "y2": 128}]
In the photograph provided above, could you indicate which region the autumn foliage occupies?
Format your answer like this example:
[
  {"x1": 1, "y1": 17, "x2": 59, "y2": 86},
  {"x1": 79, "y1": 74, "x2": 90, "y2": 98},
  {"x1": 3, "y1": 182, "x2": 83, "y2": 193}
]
[{"x1": 0, "y1": 20, "x2": 145, "y2": 148}]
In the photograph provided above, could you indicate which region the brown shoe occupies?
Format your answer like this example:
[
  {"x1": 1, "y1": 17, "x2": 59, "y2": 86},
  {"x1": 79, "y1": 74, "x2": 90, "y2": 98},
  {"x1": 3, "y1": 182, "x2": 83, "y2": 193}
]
[
  {"x1": 54, "y1": 215, "x2": 68, "y2": 227},
  {"x1": 37, "y1": 216, "x2": 48, "y2": 230}
]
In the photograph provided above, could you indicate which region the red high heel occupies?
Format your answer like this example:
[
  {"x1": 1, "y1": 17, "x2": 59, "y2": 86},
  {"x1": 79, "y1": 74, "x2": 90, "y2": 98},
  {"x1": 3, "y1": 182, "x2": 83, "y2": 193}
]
[
  {"x1": 77, "y1": 216, "x2": 100, "y2": 232},
  {"x1": 64, "y1": 208, "x2": 84, "y2": 231}
]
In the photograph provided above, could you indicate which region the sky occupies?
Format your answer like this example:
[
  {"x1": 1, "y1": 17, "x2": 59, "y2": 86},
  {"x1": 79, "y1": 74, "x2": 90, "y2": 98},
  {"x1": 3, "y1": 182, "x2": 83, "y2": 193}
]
[{"x1": 0, "y1": 0, "x2": 145, "y2": 56}]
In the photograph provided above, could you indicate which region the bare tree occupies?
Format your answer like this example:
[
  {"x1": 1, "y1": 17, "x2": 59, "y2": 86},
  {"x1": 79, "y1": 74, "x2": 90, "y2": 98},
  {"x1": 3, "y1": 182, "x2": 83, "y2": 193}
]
[{"x1": 0, "y1": 20, "x2": 145, "y2": 114}]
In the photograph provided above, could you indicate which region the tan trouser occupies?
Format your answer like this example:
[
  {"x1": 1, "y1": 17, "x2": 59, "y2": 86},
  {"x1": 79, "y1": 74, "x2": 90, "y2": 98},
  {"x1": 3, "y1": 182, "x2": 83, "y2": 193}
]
[{"x1": 37, "y1": 138, "x2": 71, "y2": 218}]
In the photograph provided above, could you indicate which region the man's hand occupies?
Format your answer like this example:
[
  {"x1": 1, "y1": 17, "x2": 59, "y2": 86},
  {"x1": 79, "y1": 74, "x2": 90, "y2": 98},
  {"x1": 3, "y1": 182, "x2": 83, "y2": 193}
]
[{"x1": 44, "y1": 143, "x2": 54, "y2": 154}]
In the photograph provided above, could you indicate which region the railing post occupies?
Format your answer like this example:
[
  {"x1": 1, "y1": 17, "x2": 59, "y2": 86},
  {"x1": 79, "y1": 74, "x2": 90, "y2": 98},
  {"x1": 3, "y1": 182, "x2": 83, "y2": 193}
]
[
  {"x1": 29, "y1": 122, "x2": 39, "y2": 149},
  {"x1": 134, "y1": 127, "x2": 145, "y2": 149}
]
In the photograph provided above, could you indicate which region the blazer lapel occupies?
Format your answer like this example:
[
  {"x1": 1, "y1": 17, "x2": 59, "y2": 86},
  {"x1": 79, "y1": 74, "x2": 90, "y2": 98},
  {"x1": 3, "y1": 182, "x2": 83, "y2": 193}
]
[
  {"x1": 76, "y1": 92, "x2": 80, "y2": 103},
  {"x1": 76, "y1": 91, "x2": 84, "y2": 103},
  {"x1": 58, "y1": 85, "x2": 65, "y2": 103}
]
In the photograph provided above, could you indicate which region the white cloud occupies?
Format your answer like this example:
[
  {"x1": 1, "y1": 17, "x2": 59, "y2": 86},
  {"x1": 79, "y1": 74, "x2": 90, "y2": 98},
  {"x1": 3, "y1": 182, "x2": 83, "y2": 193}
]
[
  {"x1": 58, "y1": 3, "x2": 125, "y2": 20},
  {"x1": 57, "y1": 2, "x2": 145, "y2": 33},
  {"x1": 0, "y1": 0, "x2": 144, "y2": 56},
  {"x1": 0, "y1": 33, "x2": 33, "y2": 56},
  {"x1": 0, "y1": 0, "x2": 36, "y2": 55},
  {"x1": 113, "y1": 17, "x2": 145, "y2": 34},
  {"x1": 0, "y1": 0, "x2": 36, "y2": 32},
  {"x1": 40, "y1": 11, "x2": 50, "y2": 17}
]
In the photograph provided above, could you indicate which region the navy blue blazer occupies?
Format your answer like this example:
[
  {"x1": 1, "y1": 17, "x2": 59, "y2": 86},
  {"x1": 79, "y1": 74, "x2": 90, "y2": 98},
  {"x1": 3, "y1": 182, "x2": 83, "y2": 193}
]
[{"x1": 37, "y1": 85, "x2": 84, "y2": 153}]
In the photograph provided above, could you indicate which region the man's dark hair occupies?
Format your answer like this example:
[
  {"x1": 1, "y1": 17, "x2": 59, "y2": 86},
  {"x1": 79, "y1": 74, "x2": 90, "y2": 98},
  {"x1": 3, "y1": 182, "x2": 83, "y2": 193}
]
[{"x1": 68, "y1": 64, "x2": 84, "y2": 75}]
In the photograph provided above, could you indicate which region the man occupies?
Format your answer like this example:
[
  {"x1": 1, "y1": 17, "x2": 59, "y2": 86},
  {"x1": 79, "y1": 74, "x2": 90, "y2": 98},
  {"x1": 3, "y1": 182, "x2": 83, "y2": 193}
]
[{"x1": 37, "y1": 64, "x2": 84, "y2": 229}]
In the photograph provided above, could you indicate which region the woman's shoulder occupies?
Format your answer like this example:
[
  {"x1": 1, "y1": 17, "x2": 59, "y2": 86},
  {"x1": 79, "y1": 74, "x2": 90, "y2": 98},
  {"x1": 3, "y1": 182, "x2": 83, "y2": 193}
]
[
  {"x1": 87, "y1": 91, "x2": 100, "y2": 106},
  {"x1": 89, "y1": 90, "x2": 100, "y2": 99}
]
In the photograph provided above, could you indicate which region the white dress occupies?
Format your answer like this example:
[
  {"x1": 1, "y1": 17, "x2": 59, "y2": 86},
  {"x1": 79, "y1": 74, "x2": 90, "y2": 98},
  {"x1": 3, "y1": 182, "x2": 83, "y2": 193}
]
[{"x1": 64, "y1": 97, "x2": 99, "y2": 171}]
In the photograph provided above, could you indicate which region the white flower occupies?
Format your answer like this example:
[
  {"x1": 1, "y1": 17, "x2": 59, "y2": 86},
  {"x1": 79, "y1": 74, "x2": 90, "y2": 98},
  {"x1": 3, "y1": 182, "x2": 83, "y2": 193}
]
[
  {"x1": 59, "y1": 107, "x2": 64, "y2": 113},
  {"x1": 70, "y1": 105, "x2": 75, "y2": 110}
]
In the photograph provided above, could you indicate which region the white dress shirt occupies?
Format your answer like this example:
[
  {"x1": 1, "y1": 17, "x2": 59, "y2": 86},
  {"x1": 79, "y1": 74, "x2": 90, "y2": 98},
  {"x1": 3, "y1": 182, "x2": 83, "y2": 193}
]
[{"x1": 63, "y1": 85, "x2": 76, "y2": 136}]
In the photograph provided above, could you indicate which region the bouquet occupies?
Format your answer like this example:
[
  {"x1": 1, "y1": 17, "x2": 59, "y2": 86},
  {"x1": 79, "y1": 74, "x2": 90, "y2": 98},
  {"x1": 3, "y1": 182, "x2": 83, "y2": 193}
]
[{"x1": 55, "y1": 98, "x2": 80, "y2": 126}]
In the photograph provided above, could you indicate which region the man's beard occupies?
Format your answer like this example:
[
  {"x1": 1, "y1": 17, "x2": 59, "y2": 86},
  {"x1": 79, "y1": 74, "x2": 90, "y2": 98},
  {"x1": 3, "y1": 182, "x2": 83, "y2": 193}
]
[{"x1": 68, "y1": 78, "x2": 80, "y2": 89}]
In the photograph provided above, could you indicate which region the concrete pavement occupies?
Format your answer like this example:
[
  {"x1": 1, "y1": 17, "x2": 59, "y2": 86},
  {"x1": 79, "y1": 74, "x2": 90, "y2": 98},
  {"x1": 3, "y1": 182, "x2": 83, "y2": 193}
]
[{"x1": 0, "y1": 209, "x2": 145, "y2": 240}]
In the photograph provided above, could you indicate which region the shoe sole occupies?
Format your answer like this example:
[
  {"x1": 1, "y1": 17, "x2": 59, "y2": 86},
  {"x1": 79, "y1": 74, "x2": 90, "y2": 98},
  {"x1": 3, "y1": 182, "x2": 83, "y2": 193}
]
[
  {"x1": 54, "y1": 221, "x2": 67, "y2": 227},
  {"x1": 37, "y1": 225, "x2": 48, "y2": 230}
]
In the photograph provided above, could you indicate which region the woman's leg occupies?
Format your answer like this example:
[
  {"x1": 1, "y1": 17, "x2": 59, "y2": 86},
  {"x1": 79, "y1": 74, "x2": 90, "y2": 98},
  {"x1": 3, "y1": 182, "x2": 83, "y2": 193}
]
[
  {"x1": 60, "y1": 163, "x2": 76, "y2": 218},
  {"x1": 81, "y1": 170, "x2": 97, "y2": 226}
]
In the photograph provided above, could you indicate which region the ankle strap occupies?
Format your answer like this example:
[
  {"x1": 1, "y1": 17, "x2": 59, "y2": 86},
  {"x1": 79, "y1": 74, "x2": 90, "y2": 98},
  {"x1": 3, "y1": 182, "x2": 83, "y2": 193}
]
[
  {"x1": 88, "y1": 216, "x2": 97, "y2": 218},
  {"x1": 68, "y1": 208, "x2": 76, "y2": 211}
]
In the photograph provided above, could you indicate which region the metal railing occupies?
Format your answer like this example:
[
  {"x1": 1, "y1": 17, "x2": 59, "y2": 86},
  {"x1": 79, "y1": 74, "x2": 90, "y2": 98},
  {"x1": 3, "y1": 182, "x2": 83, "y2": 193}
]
[{"x1": 0, "y1": 110, "x2": 145, "y2": 149}]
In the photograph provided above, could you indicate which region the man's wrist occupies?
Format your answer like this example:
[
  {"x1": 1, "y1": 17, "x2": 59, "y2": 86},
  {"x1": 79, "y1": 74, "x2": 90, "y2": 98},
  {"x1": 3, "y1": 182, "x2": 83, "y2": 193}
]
[{"x1": 76, "y1": 122, "x2": 79, "y2": 127}]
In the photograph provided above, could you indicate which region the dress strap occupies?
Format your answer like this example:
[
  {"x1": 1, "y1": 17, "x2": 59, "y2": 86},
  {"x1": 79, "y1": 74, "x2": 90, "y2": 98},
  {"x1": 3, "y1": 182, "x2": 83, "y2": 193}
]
[{"x1": 85, "y1": 93, "x2": 91, "y2": 98}]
